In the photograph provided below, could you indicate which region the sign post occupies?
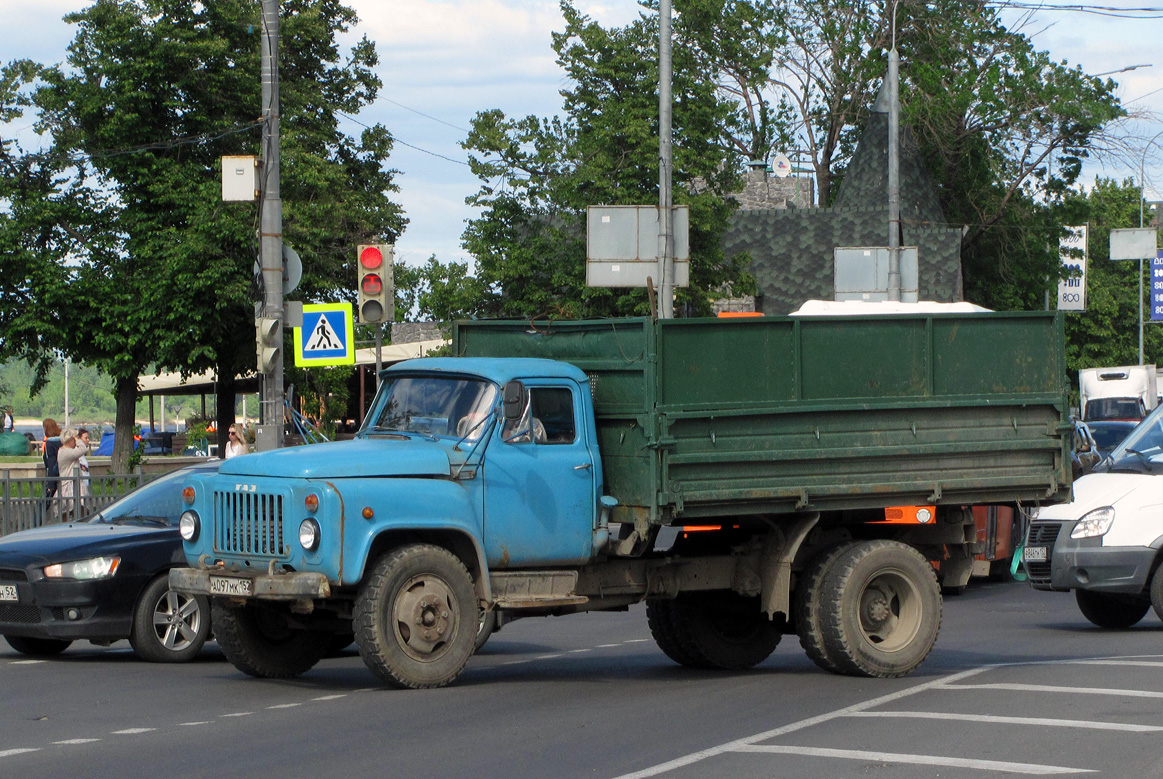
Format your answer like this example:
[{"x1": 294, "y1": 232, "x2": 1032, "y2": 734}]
[{"x1": 1110, "y1": 227, "x2": 1159, "y2": 364}]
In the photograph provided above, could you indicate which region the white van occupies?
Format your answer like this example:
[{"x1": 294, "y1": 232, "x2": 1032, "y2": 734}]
[
  {"x1": 1024, "y1": 404, "x2": 1163, "y2": 627},
  {"x1": 1079, "y1": 365, "x2": 1157, "y2": 422}
]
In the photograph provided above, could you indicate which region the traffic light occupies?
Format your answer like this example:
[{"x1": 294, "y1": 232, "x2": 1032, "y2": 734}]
[
  {"x1": 256, "y1": 317, "x2": 280, "y2": 374},
  {"x1": 357, "y1": 244, "x2": 393, "y2": 324}
]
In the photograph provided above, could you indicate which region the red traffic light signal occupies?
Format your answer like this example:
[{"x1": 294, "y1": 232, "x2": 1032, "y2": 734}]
[{"x1": 356, "y1": 243, "x2": 392, "y2": 324}]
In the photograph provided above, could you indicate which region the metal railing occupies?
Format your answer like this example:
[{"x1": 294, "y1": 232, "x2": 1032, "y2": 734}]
[{"x1": 1, "y1": 472, "x2": 155, "y2": 537}]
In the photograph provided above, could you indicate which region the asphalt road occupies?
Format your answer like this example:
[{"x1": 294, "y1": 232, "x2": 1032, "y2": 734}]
[{"x1": 2, "y1": 579, "x2": 1161, "y2": 779}]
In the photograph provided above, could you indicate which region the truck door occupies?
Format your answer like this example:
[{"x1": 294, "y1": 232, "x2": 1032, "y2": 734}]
[{"x1": 482, "y1": 383, "x2": 596, "y2": 566}]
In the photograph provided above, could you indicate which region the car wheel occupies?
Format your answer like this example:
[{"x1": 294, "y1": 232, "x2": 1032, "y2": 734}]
[
  {"x1": 1150, "y1": 564, "x2": 1163, "y2": 623},
  {"x1": 4, "y1": 635, "x2": 72, "y2": 656},
  {"x1": 129, "y1": 574, "x2": 210, "y2": 663},
  {"x1": 1076, "y1": 589, "x2": 1150, "y2": 629}
]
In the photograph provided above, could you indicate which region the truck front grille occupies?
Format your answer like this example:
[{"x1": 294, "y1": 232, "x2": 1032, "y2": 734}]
[
  {"x1": 213, "y1": 490, "x2": 287, "y2": 557},
  {"x1": 1025, "y1": 522, "x2": 1061, "y2": 583}
]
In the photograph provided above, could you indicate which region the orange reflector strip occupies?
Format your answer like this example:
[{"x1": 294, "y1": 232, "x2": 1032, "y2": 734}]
[{"x1": 681, "y1": 525, "x2": 722, "y2": 532}]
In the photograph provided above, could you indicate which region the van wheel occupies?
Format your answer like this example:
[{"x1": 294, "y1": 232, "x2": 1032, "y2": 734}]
[
  {"x1": 354, "y1": 544, "x2": 477, "y2": 689},
  {"x1": 665, "y1": 591, "x2": 781, "y2": 670},
  {"x1": 129, "y1": 575, "x2": 210, "y2": 663},
  {"x1": 1149, "y1": 565, "x2": 1163, "y2": 623},
  {"x1": 212, "y1": 601, "x2": 329, "y2": 678},
  {"x1": 1075, "y1": 589, "x2": 1149, "y2": 628},
  {"x1": 4, "y1": 635, "x2": 72, "y2": 656},
  {"x1": 818, "y1": 540, "x2": 942, "y2": 678}
]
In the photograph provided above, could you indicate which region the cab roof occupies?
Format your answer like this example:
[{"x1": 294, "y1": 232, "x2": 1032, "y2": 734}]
[{"x1": 382, "y1": 356, "x2": 588, "y2": 386}]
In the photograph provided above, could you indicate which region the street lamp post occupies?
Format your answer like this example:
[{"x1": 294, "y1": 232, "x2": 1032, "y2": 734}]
[{"x1": 1138, "y1": 129, "x2": 1163, "y2": 365}]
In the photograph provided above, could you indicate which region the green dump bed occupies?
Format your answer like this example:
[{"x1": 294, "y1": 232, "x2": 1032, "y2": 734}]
[{"x1": 454, "y1": 314, "x2": 1071, "y2": 522}]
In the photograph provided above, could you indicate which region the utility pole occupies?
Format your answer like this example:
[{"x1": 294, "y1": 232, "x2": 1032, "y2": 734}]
[
  {"x1": 886, "y1": 4, "x2": 902, "y2": 301},
  {"x1": 256, "y1": 0, "x2": 284, "y2": 450},
  {"x1": 657, "y1": 0, "x2": 674, "y2": 319}
]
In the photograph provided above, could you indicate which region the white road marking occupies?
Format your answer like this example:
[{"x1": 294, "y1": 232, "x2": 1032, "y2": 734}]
[
  {"x1": 596, "y1": 644, "x2": 621, "y2": 648},
  {"x1": 943, "y1": 683, "x2": 1163, "y2": 699},
  {"x1": 112, "y1": 728, "x2": 155, "y2": 735},
  {"x1": 0, "y1": 748, "x2": 40, "y2": 757},
  {"x1": 53, "y1": 739, "x2": 100, "y2": 745},
  {"x1": 536, "y1": 653, "x2": 563, "y2": 660},
  {"x1": 501, "y1": 660, "x2": 531, "y2": 666},
  {"x1": 568, "y1": 649, "x2": 593, "y2": 654},
  {"x1": 311, "y1": 694, "x2": 347, "y2": 701},
  {"x1": 845, "y1": 711, "x2": 1163, "y2": 732},
  {"x1": 179, "y1": 722, "x2": 213, "y2": 727},
  {"x1": 266, "y1": 703, "x2": 301, "y2": 709},
  {"x1": 221, "y1": 712, "x2": 252, "y2": 717},
  {"x1": 625, "y1": 639, "x2": 649, "y2": 643},
  {"x1": 611, "y1": 666, "x2": 990, "y2": 778},
  {"x1": 1060, "y1": 659, "x2": 1163, "y2": 668},
  {"x1": 11, "y1": 660, "x2": 45, "y2": 665},
  {"x1": 732, "y1": 744, "x2": 1094, "y2": 775}
]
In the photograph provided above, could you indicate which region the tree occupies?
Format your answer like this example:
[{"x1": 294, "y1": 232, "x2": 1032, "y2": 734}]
[
  {"x1": 461, "y1": 0, "x2": 755, "y2": 319},
  {"x1": 12, "y1": 0, "x2": 404, "y2": 470}
]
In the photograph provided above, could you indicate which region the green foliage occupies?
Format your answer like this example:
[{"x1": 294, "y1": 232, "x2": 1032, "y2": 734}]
[{"x1": 459, "y1": 0, "x2": 755, "y2": 319}]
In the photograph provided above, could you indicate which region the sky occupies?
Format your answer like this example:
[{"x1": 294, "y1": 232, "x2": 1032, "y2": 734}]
[{"x1": 3, "y1": 0, "x2": 1162, "y2": 270}]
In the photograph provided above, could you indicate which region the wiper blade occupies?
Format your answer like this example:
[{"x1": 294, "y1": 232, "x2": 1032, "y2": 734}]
[{"x1": 113, "y1": 516, "x2": 170, "y2": 526}]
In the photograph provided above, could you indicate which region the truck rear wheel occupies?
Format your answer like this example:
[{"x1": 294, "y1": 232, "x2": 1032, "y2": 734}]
[
  {"x1": 818, "y1": 540, "x2": 941, "y2": 678},
  {"x1": 212, "y1": 600, "x2": 329, "y2": 678},
  {"x1": 662, "y1": 591, "x2": 781, "y2": 670},
  {"x1": 1075, "y1": 589, "x2": 1149, "y2": 628},
  {"x1": 795, "y1": 542, "x2": 859, "y2": 674},
  {"x1": 354, "y1": 544, "x2": 477, "y2": 689},
  {"x1": 646, "y1": 597, "x2": 703, "y2": 667}
]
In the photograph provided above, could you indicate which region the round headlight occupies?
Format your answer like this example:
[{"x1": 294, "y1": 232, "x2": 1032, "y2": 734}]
[
  {"x1": 179, "y1": 511, "x2": 200, "y2": 542},
  {"x1": 299, "y1": 518, "x2": 321, "y2": 551}
]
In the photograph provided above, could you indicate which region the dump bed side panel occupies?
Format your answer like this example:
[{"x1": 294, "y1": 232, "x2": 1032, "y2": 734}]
[{"x1": 454, "y1": 314, "x2": 1070, "y2": 521}]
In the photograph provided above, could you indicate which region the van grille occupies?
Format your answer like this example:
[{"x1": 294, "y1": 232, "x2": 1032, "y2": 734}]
[
  {"x1": 213, "y1": 490, "x2": 287, "y2": 557},
  {"x1": 1025, "y1": 522, "x2": 1062, "y2": 583}
]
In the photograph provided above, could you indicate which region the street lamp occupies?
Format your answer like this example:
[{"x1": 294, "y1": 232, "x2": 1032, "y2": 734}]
[
  {"x1": 1137, "y1": 128, "x2": 1163, "y2": 365},
  {"x1": 1095, "y1": 64, "x2": 1152, "y2": 77}
]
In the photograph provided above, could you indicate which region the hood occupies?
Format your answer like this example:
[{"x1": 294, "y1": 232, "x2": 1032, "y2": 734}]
[
  {"x1": 217, "y1": 437, "x2": 452, "y2": 479},
  {"x1": 0, "y1": 522, "x2": 172, "y2": 568},
  {"x1": 1036, "y1": 473, "x2": 1153, "y2": 521}
]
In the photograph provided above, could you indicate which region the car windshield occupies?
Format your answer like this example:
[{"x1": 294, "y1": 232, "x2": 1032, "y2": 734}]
[
  {"x1": 1104, "y1": 406, "x2": 1163, "y2": 474},
  {"x1": 1085, "y1": 397, "x2": 1143, "y2": 421},
  {"x1": 1089, "y1": 424, "x2": 1135, "y2": 452},
  {"x1": 90, "y1": 467, "x2": 210, "y2": 525},
  {"x1": 362, "y1": 375, "x2": 498, "y2": 441}
]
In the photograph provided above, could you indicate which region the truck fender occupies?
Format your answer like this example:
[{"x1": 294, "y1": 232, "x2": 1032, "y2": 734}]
[{"x1": 756, "y1": 512, "x2": 819, "y2": 620}]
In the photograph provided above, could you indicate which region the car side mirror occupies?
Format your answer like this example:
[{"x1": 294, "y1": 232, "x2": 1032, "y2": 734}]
[{"x1": 503, "y1": 380, "x2": 527, "y2": 422}]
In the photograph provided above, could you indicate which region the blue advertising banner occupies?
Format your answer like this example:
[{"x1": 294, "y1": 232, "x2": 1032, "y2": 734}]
[{"x1": 1152, "y1": 251, "x2": 1163, "y2": 322}]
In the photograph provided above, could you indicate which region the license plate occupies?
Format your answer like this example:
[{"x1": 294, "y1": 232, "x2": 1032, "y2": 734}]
[
  {"x1": 0, "y1": 584, "x2": 16, "y2": 602},
  {"x1": 209, "y1": 576, "x2": 253, "y2": 596},
  {"x1": 1023, "y1": 546, "x2": 1047, "y2": 562}
]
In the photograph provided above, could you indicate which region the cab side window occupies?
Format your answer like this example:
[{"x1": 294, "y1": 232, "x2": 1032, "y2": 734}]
[{"x1": 501, "y1": 387, "x2": 576, "y2": 445}]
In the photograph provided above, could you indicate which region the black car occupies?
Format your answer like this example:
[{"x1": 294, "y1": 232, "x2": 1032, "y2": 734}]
[
  {"x1": 1085, "y1": 420, "x2": 1139, "y2": 464},
  {"x1": 0, "y1": 462, "x2": 219, "y2": 662}
]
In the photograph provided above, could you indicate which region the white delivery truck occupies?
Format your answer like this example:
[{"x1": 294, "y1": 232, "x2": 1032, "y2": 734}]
[
  {"x1": 1079, "y1": 365, "x2": 1157, "y2": 422},
  {"x1": 1024, "y1": 406, "x2": 1163, "y2": 627}
]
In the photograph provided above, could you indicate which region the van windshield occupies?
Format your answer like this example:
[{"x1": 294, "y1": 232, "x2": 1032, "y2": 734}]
[
  {"x1": 1105, "y1": 405, "x2": 1163, "y2": 474},
  {"x1": 362, "y1": 375, "x2": 497, "y2": 441}
]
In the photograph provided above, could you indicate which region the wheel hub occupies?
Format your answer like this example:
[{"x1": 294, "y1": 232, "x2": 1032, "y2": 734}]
[{"x1": 394, "y1": 577, "x2": 456, "y2": 658}]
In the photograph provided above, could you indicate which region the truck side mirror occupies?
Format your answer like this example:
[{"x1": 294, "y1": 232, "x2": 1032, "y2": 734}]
[{"x1": 503, "y1": 380, "x2": 527, "y2": 422}]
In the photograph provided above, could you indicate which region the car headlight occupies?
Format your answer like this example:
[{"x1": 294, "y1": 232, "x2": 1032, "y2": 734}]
[
  {"x1": 43, "y1": 556, "x2": 121, "y2": 580},
  {"x1": 1071, "y1": 506, "x2": 1116, "y2": 539},
  {"x1": 179, "y1": 511, "x2": 200, "y2": 542},
  {"x1": 299, "y1": 518, "x2": 320, "y2": 551}
]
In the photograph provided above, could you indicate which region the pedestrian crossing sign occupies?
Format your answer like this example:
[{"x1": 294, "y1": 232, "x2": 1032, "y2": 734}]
[{"x1": 294, "y1": 303, "x2": 355, "y2": 367}]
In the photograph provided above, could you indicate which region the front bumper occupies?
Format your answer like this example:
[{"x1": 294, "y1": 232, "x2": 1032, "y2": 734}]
[
  {"x1": 0, "y1": 574, "x2": 136, "y2": 641},
  {"x1": 170, "y1": 567, "x2": 331, "y2": 601},
  {"x1": 1024, "y1": 520, "x2": 1156, "y2": 595}
]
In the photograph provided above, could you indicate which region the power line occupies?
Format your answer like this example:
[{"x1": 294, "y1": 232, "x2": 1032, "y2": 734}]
[
  {"x1": 375, "y1": 95, "x2": 470, "y2": 134},
  {"x1": 993, "y1": 2, "x2": 1163, "y2": 18},
  {"x1": 336, "y1": 111, "x2": 470, "y2": 167}
]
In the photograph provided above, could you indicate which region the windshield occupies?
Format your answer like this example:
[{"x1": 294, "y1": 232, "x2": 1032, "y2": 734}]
[
  {"x1": 1104, "y1": 405, "x2": 1163, "y2": 474},
  {"x1": 1085, "y1": 397, "x2": 1144, "y2": 421},
  {"x1": 1089, "y1": 423, "x2": 1135, "y2": 452},
  {"x1": 363, "y1": 375, "x2": 498, "y2": 441},
  {"x1": 90, "y1": 467, "x2": 211, "y2": 525}
]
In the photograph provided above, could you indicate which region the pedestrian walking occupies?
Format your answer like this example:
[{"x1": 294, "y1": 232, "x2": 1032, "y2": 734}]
[
  {"x1": 41, "y1": 419, "x2": 62, "y2": 521},
  {"x1": 2, "y1": 406, "x2": 13, "y2": 432},
  {"x1": 56, "y1": 428, "x2": 90, "y2": 522},
  {"x1": 224, "y1": 424, "x2": 249, "y2": 459},
  {"x1": 77, "y1": 428, "x2": 93, "y2": 505}
]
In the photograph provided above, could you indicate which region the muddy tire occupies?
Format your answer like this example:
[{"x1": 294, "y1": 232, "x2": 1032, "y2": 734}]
[
  {"x1": 4, "y1": 635, "x2": 72, "y2": 656},
  {"x1": 663, "y1": 591, "x2": 781, "y2": 670},
  {"x1": 212, "y1": 600, "x2": 329, "y2": 678},
  {"x1": 354, "y1": 544, "x2": 477, "y2": 689},
  {"x1": 818, "y1": 540, "x2": 942, "y2": 678},
  {"x1": 475, "y1": 609, "x2": 497, "y2": 653},
  {"x1": 646, "y1": 597, "x2": 704, "y2": 667},
  {"x1": 129, "y1": 574, "x2": 210, "y2": 663},
  {"x1": 1075, "y1": 589, "x2": 1149, "y2": 629},
  {"x1": 795, "y1": 542, "x2": 859, "y2": 674}
]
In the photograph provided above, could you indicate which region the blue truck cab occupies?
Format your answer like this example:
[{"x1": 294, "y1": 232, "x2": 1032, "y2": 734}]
[{"x1": 172, "y1": 357, "x2": 610, "y2": 687}]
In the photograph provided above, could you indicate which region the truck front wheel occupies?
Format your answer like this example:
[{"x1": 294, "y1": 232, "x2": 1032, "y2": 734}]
[
  {"x1": 818, "y1": 540, "x2": 941, "y2": 678},
  {"x1": 1075, "y1": 589, "x2": 1149, "y2": 628},
  {"x1": 212, "y1": 600, "x2": 330, "y2": 678},
  {"x1": 354, "y1": 544, "x2": 477, "y2": 689},
  {"x1": 655, "y1": 591, "x2": 781, "y2": 670}
]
